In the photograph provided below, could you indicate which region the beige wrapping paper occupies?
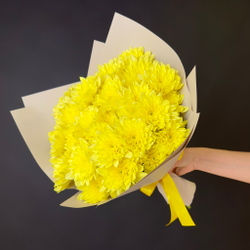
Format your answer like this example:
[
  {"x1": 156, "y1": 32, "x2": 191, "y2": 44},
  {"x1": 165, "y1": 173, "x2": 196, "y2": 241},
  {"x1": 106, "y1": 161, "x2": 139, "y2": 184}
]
[{"x1": 11, "y1": 13, "x2": 199, "y2": 208}]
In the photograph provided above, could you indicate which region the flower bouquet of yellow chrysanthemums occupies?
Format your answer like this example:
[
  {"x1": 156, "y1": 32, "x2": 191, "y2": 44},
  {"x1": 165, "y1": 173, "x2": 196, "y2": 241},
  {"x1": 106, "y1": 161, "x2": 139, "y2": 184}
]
[
  {"x1": 11, "y1": 14, "x2": 199, "y2": 226},
  {"x1": 49, "y1": 47, "x2": 190, "y2": 204}
]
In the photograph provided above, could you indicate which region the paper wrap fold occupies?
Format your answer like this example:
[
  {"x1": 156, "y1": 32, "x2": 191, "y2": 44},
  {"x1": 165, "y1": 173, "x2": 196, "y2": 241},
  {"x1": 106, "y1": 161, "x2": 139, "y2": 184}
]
[{"x1": 11, "y1": 13, "x2": 199, "y2": 208}]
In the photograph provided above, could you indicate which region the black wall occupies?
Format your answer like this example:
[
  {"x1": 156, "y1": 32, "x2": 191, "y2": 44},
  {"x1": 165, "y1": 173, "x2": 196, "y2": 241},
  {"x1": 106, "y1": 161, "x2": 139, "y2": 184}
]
[{"x1": 1, "y1": 0, "x2": 250, "y2": 249}]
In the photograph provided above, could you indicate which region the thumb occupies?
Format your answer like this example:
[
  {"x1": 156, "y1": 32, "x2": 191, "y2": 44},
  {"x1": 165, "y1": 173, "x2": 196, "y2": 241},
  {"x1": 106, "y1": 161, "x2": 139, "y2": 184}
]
[
  {"x1": 174, "y1": 165, "x2": 194, "y2": 176},
  {"x1": 171, "y1": 148, "x2": 196, "y2": 176},
  {"x1": 169, "y1": 152, "x2": 187, "y2": 174}
]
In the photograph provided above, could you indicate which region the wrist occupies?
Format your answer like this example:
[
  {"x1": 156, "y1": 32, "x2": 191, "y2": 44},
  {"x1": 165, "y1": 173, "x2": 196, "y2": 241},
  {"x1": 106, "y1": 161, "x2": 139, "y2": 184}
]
[{"x1": 191, "y1": 147, "x2": 211, "y2": 171}]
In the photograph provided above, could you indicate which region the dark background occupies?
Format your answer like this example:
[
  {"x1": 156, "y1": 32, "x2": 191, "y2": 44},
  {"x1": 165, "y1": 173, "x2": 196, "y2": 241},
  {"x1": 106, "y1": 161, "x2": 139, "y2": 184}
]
[{"x1": 1, "y1": 0, "x2": 250, "y2": 249}]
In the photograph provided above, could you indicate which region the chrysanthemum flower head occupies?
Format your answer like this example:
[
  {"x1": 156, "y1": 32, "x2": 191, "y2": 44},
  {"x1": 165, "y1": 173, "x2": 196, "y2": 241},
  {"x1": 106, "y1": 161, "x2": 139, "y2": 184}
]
[
  {"x1": 133, "y1": 90, "x2": 170, "y2": 130},
  {"x1": 77, "y1": 176, "x2": 109, "y2": 203},
  {"x1": 52, "y1": 155, "x2": 72, "y2": 193},
  {"x1": 49, "y1": 124, "x2": 66, "y2": 158},
  {"x1": 100, "y1": 158, "x2": 147, "y2": 198},
  {"x1": 115, "y1": 118, "x2": 154, "y2": 158},
  {"x1": 94, "y1": 75, "x2": 123, "y2": 112},
  {"x1": 90, "y1": 126, "x2": 132, "y2": 168},
  {"x1": 71, "y1": 106, "x2": 98, "y2": 143},
  {"x1": 66, "y1": 139, "x2": 96, "y2": 188}
]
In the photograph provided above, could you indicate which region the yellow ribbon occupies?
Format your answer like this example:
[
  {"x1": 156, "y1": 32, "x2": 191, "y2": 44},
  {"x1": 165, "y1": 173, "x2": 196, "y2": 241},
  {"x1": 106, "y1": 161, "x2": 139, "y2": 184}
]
[{"x1": 140, "y1": 152, "x2": 195, "y2": 227}]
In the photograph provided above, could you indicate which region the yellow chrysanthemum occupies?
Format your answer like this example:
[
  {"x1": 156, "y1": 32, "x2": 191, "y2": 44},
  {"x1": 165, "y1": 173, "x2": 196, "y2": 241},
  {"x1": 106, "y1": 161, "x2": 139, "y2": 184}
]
[
  {"x1": 125, "y1": 81, "x2": 152, "y2": 103},
  {"x1": 52, "y1": 155, "x2": 72, "y2": 193},
  {"x1": 115, "y1": 118, "x2": 154, "y2": 158},
  {"x1": 49, "y1": 125, "x2": 66, "y2": 158},
  {"x1": 139, "y1": 144, "x2": 167, "y2": 174},
  {"x1": 139, "y1": 62, "x2": 183, "y2": 98},
  {"x1": 95, "y1": 109, "x2": 119, "y2": 126},
  {"x1": 72, "y1": 106, "x2": 98, "y2": 143},
  {"x1": 66, "y1": 139, "x2": 96, "y2": 187},
  {"x1": 132, "y1": 90, "x2": 170, "y2": 130},
  {"x1": 49, "y1": 47, "x2": 189, "y2": 203},
  {"x1": 90, "y1": 127, "x2": 133, "y2": 168},
  {"x1": 85, "y1": 121, "x2": 108, "y2": 142},
  {"x1": 99, "y1": 158, "x2": 147, "y2": 198},
  {"x1": 77, "y1": 177, "x2": 109, "y2": 203},
  {"x1": 94, "y1": 76, "x2": 124, "y2": 112},
  {"x1": 53, "y1": 96, "x2": 81, "y2": 125},
  {"x1": 156, "y1": 122, "x2": 190, "y2": 153}
]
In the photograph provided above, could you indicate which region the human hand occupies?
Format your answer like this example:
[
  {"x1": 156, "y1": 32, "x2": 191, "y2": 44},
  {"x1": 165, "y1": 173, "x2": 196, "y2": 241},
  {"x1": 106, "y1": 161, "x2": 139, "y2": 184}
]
[
  {"x1": 170, "y1": 148, "x2": 200, "y2": 176},
  {"x1": 170, "y1": 147, "x2": 250, "y2": 184}
]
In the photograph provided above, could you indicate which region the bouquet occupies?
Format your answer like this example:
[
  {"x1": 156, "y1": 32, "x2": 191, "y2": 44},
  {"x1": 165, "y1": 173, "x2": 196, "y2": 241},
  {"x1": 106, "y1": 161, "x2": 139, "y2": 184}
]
[{"x1": 11, "y1": 13, "x2": 199, "y2": 226}]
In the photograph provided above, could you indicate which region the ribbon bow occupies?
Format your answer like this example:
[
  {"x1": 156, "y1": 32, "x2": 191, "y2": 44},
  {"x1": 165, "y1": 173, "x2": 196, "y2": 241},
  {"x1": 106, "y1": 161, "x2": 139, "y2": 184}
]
[{"x1": 140, "y1": 153, "x2": 195, "y2": 227}]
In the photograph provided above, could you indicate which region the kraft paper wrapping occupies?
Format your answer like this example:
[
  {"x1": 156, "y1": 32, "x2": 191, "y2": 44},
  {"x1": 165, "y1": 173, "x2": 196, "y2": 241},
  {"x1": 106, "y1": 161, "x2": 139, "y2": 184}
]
[{"x1": 11, "y1": 13, "x2": 199, "y2": 208}]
